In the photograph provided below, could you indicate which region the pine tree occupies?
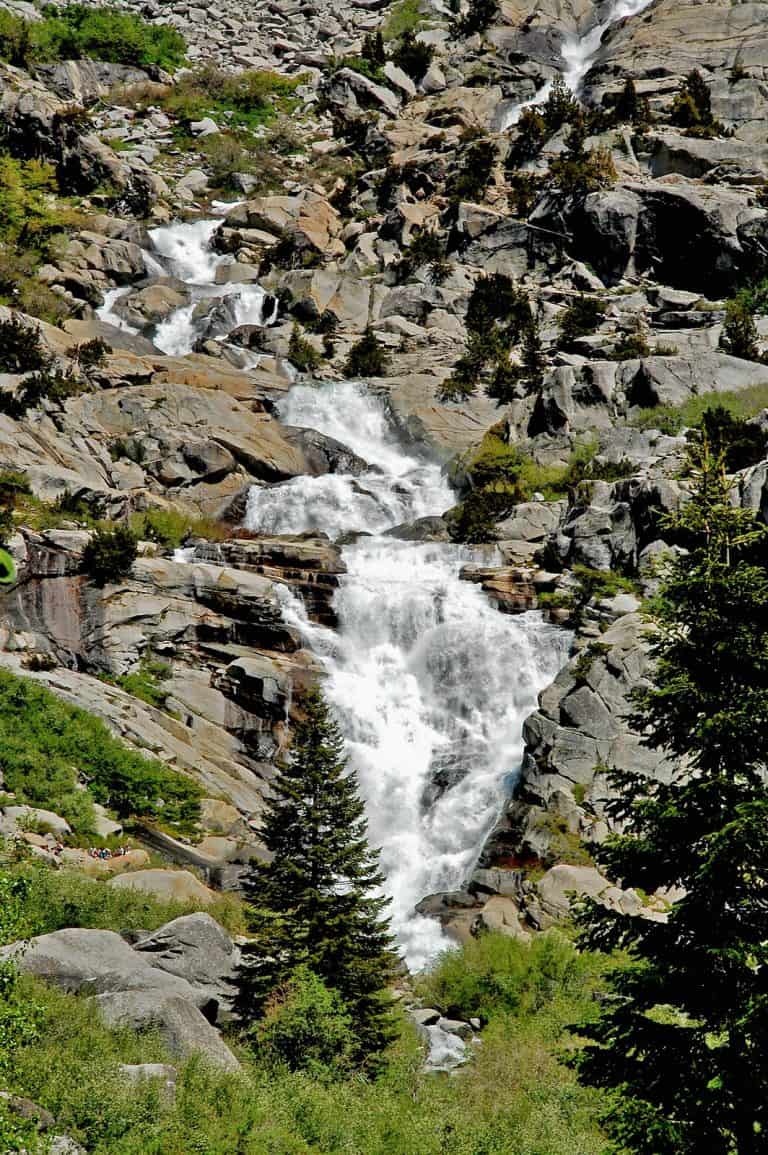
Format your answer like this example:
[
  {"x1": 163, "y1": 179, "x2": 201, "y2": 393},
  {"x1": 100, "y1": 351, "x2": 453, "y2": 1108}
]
[
  {"x1": 719, "y1": 297, "x2": 762, "y2": 362},
  {"x1": 236, "y1": 689, "x2": 396, "y2": 1068},
  {"x1": 575, "y1": 439, "x2": 768, "y2": 1154}
]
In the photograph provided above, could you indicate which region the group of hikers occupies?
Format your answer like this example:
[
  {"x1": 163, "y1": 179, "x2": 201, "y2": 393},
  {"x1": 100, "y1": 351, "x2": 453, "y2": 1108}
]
[{"x1": 86, "y1": 845, "x2": 130, "y2": 860}]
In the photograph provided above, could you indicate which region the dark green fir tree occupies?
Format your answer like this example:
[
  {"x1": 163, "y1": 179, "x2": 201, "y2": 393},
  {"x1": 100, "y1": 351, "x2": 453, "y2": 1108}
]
[
  {"x1": 575, "y1": 438, "x2": 768, "y2": 1154},
  {"x1": 236, "y1": 688, "x2": 397, "y2": 1068}
]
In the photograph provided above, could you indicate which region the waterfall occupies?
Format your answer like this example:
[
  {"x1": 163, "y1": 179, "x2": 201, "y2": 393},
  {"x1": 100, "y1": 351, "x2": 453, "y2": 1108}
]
[
  {"x1": 97, "y1": 212, "x2": 271, "y2": 356},
  {"x1": 247, "y1": 382, "x2": 569, "y2": 971},
  {"x1": 502, "y1": 0, "x2": 655, "y2": 128}
]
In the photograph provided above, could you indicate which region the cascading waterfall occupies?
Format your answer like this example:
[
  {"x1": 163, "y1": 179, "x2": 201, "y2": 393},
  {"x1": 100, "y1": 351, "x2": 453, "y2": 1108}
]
[
  {"x1": 502, "y1": 0, "x2": 655, "y2": 128},
  {"x1": 97, "y1": 211, "x2": 271, "y2": 357},
  {"x1": 248, "y1": 382, "x2": 570, "y2": 971}
]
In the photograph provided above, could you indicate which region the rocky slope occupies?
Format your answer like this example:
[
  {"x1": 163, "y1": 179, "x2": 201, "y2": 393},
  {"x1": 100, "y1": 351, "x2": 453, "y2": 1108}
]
[{"x1": 1, "y1": 0, "x2": 768, "y2": 964}]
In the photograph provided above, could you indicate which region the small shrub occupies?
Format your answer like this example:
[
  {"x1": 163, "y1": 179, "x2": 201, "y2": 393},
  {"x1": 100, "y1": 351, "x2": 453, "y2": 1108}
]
[
  {"x1": 391, "y1": 28, "x2": 433, "y2": 82},
  {"x1": 253, "y1": 966, "x2": 355, "y2": 1076},
  {"x1": 82, "y1": 525, "x2": 138, "y2": 587},
  {"x1": 542, "y1": 75, "x2": 579, "y2": 134},
  {"x1": 669, "y1": 68, "x2": 723, "y2": 137},
  {"x1": 610, "y1": 316, "x2": 651, "y2": 360},
  {"x1": 0, "y1": 315, "x2": 51, "y2": 374},
  {"x1": 113, "y1": 654, "x2": 172, "y2": 712},
  {"x1": 719, "y1": 297, "x2": 762, "y2": 361},
  {"x1": 288, "y1": 323, "x2": 321, "y2": 372},
  {"x1": 509, "y1": 107, "x2": 546, "y2": 165},
  {"x1": 558, "y1": 296, "x2": 606, "y2": 350},
  {"x1": 454, "y1": 0, "x2": 498, "y2": 36},
  {"x1": 446, "y1": 139, "x2": 497, "y2": 203},
  {"x1": 382, "y1": 0, "x2": 423, "y2": 42},
  {"x1": 507, "y1": 169, "x2": 543, "y2": 217},
  {"x1": 344, "y1": 327, "x2": 389, "y2": 377},
  {"x1": 66, "y1": 337, "x2": 109, "y2": 373}
]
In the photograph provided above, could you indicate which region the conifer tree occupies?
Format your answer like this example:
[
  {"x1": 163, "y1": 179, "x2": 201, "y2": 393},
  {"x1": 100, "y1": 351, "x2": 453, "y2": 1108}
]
[
  {"x1": 236, "y1": 689, "x2": 396, "y2": 1068},
  {"x1": 575, "y1": 439, "x2": 768, "y2": 1153}
]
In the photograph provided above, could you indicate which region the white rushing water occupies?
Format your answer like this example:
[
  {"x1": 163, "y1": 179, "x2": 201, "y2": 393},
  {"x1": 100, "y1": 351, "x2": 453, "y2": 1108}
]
[
  {"x1": 247, "y1": 382, "x2": 569, "y2": 971},
  {"x1": 503, "y1": 0, "x2": 655, "y2": 128},
  {"x1": 97, "y1": 213, "x2": 271, "y2": 356}
]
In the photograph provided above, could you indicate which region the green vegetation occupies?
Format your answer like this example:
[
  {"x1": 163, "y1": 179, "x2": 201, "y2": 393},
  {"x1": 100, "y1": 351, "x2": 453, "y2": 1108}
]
[
  {"x1": 446, "y1": 432, "x2": 636, "y2": 542},
  {"x1": 719, "y1": 296, "x2": 763, "y2": 361},
  {"x1": 0, "y1": 667, "x2": 201, "y2": 832},
  {"x1": 630, "y1": 382, "x2": 768, "y2": 436},
  {"x1": 439, "y1": 273, "x2": 535, "y2": 402},
  {"x1": 288, "y1": 322, "x2": 322, "y2": 372},
  {"x1": 382, "y1": 0, "x2": 424, "y2": 42},
  {"x1": 669, "y1": 67, "x2": 723, "y2": 138},
  {"x1": 163, "y1": 66, "x2": 303, "y2": 132},
  {"x1": 0, "y1": 886, "x2": 608, "y2": 1155},
  {"x1": 82, "y1": 524, "x2": 138, "y2": 586},
  {"x1": 237, "y1": 690, "x2": 396, "y2": 1070},
  {"x1": 0, "y1": 858, "x2": 244, "y2": 938},
  {"x1": 446, "y1": 138, "x2": 497, "y2": 203},
  {"x1": 558, "y1": 295, "x2": 606, "y2": 350},
  {"x1": 128, "y1": 507, "x2": 227, "y2": 549},
  {"x1": 576, "y1": 441, "x2": 768, "y2": 1151},
  {"x1": 0, "y1": 4, "x2": 185, "y2": 71},
  {"x1": 0, "y1": 158, "x2": 84, "y2": 324},
  {"x1": 684, "y1": 403, "x2": 767, "y2": 472},
  {"x1": 453, "y1": 0, "x2": 499, "y2": 36},
  {"x1": 111, "y1": 653, "x2": 173, "y2": 712},
  {"x1": 0, "y1": 468, "x2": 31, "y2": 544},
  {"x1": 391, "y1": 28, "x2": 434, "y2": 82},
  {"x1": 547, "y1": 115, "x2": 617, "y2": 198},
  {"x1": 344, "y1": 326, "x2": 389, "y2": 377}
]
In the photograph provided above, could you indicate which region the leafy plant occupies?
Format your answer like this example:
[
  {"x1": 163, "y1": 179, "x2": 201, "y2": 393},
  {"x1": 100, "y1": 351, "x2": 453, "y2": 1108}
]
[
  {"x1": 288, "y1": 323, "x2": 321, "y2": 372},
  {"x1": 344, "y1": 327, "x2": 389, "y2": 377},
  {"x1": 82, "y1": 525, "x2": 138, "y2": 587},
  {"x1": 391, "y1": 28, "x2": 433, "y2": 82},
  {"x1": 0, "y1": 668, "x2": 201, "y2": 828}
]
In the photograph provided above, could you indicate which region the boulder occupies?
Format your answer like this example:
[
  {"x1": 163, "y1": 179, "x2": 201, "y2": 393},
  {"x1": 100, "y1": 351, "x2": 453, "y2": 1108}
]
[
  {"x1": 95, "y1": 991, "x2": 240, "y2": 1070},
  {"x1": 1, "y1": 805, "x2": 71, "y2": 838},
  {"x1": 108, "y1": 869, "x2": 219, "y2": 906},
  {"x1": 133, "y1": 913, "x2": 240, "y2": 1019}
]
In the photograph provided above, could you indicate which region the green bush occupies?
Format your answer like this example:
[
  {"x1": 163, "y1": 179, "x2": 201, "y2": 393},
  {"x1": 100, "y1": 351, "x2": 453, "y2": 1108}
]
[
  {"x1": 288, "y1": 322, "x2": 321, "y2": 372},
  {"x1": 164, "y1": 66, "x2": 302, "y2": 130},
  {"x1": 719, "y1": 297, "x2": 762, "y2": 361},
  {"x1": 446, "y1": 139, "x2": 497, "y2": 203},
  {"x1": 669, "y1": 68, "x2": 723, "y2": 138},
  {"x1": 391, "y1": 28, "x2": 433, "y2": 82},
  {"x1": 382, "y1": 0, "x2": 424, "y2": 41},
  {"x1": 558, "y1": 296, "x2": 606, "y2": 350},
  {"x1": 35, "y1": 4, "x2": 186, "y2": 71},
  {"x1": 113, "y1": 654, "x2": 172, "y2": 712},
  {"x1": 417, "y1": 930, "x2": 598, "y2": 1022},
  {"x1": 1, "y1": 937, "x2": 607, "y2": 1155},
  {"x1": 454, "y1": 0, "x2": 498, "y2": 36},
  {"x1": 253, "y1": 966, "x2": 355, "y2": 1076},
  {"x1": 344, "y1": 327, "x2": 389, "y2": 377},
  {"x1": 0, "y1": 668, "x2": 202, "y2": 829},
  {"x1": 82, "y1": 525, "x2": 138, "y2": 586}
]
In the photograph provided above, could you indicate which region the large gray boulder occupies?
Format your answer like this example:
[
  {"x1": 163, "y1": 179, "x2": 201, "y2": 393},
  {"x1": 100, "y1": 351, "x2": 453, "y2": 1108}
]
[
  {"x1": 95, "y1": 992, "x2": 240, "y2": 1070},
  {"x1": 133, "y1": 913, "x2": 240, "y2": 1020}
]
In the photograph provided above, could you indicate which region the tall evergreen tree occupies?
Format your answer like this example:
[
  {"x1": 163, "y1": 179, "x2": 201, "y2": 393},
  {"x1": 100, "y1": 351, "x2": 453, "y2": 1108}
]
[
  {"x1": 236, "y1": 688, "x2": 396, "y2": 1067},
  {"x1": 575, "y1": 439, "x2": 768, "y2": 1153}
]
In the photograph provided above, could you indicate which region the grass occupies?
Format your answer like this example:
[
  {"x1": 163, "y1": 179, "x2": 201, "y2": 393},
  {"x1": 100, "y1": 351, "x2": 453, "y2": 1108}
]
[
  {"x1": 1, "y1": 930, "x2": 607, "y2": 1155},
  {"x1": 0, "y1": 858, "x2": 245, "y2": 937},
  {"x1": 161, "y1": 66, "x2": 305, "y2": 133},
  {"x1": 0, "y1": 668, "x2": 201, "y2": 836},
  {"x1": 630, "y1": 382, "x2": 768, "y2": 435},
  {"x1": 382, "y1": 0, "x2": 425, "y2": 42}
]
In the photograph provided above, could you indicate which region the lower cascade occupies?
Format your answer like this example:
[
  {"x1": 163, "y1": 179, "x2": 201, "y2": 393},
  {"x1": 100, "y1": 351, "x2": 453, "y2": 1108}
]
[{"x1": 247, "y1": 382, "x2": 569, "y2": 971}]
